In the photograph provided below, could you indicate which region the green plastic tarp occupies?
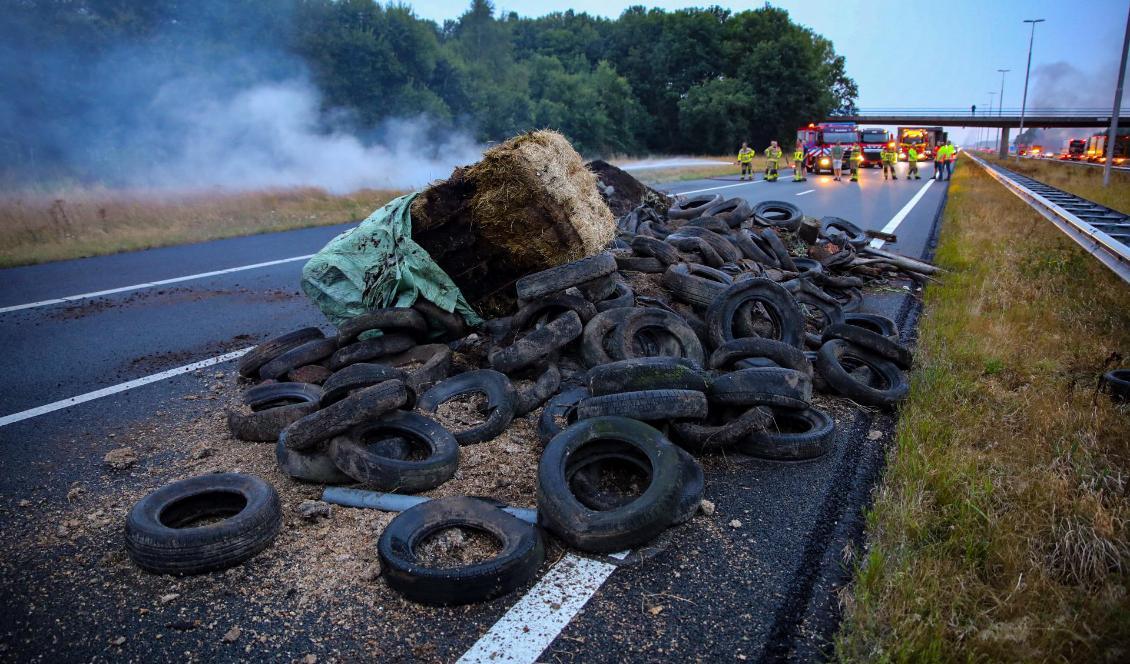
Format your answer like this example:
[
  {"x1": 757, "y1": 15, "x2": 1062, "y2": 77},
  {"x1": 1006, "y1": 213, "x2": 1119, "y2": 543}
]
[{"x1": 300, "y1": 193, "x2": 483, "y2": 329}]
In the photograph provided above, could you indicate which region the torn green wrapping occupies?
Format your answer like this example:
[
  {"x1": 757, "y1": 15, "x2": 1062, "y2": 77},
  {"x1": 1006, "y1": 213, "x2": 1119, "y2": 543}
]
[{"x1": 300, "y1": 193, "x2": 483, "y2": 329}]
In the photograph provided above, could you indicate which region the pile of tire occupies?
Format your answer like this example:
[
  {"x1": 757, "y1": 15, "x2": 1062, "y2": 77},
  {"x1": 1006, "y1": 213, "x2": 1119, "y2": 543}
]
[{"x1": 155, "y1": 196, "x2": 916, "y2": 601}]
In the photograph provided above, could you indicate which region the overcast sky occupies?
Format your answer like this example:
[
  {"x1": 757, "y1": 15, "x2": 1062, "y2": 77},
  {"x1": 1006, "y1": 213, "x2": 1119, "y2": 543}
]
[{"x1": 410, "y1": 0, "x2": 1130, "y2": 145}]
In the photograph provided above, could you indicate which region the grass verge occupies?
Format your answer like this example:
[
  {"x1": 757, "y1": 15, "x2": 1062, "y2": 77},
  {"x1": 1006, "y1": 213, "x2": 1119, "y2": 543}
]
[
  {"x1": 984, "y1": 155, "x2": 1130, "y2": 214},
  {"x1": 836, "y1": 159, "x2": 1130, "y2": 661},
  {"x1": 0, "y1": 187, "x2": 403, "y2": 268},
  {"x1": 613, "y1": 155, "x2": 783, "y2": 185}
]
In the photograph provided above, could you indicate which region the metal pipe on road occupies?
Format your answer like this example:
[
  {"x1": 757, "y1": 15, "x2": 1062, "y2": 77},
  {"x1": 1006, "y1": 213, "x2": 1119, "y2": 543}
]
[{"x1": 1104, "y1": 5, "x2": 1130, "y2": 187}]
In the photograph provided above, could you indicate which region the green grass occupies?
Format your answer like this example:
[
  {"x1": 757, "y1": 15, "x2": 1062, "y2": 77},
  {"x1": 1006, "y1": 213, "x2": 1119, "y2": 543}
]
[{"x1": 836, "y1": 159, "x2": 1130, "y2": 662}]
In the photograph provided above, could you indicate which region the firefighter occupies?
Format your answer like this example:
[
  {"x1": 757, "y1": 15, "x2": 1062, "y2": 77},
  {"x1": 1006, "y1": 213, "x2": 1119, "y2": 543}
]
[
  {"x1": 944, "y1": 141, "x2": 956, "y2": 179},
  {"x1": 933, "y1": 143, "x2": 947, "y2": 180},
  {"x1": 792, "y1": 139, "x2": 807, "y2": 181},
  {"x1": 736, "y1": 142, "x2": 755, "y2": 180},
  {"x1": 907, "y1": 146, "x2": 921, "y2": 179},
  {"x1": 849, "y1": 144, "x2": 861, "y2": 182},
  {"x1": 881, "y1": 143, "x2": 898, "y2": 180},
  {"x1": 765, "y1": 140, "x2": 782, "y2": 182}
]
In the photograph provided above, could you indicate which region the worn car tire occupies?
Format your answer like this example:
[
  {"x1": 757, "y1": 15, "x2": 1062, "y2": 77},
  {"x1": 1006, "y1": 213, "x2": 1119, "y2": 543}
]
[
  {"x1": 668, "y1": 193, "x2": 723, "y2": 220},
  {"x1": 514, "y1": 363, "x2": 562, "y2": 417},
  {"x1": 709, "y1": 338, "x2": 812, "y2": 375},
  {"x1": 330, "y1": 334, "x2": 417, "y2": 370},
  {"x1": 258, "y1": 337, "x2": 338, "y2": 380},
  {"x1": 238, "y1": 328, "x2": 324, "y2": 378},
  {"x1": 631, "y1": 235, "x2": 680, "y2": 266},
  {"x1": 537, "y1": 416, "x2": 684, "y2": 552},
  {"x1": 822, "y1": 323, "x2": 913, "y2": 369},
  {"x1": 537, "y1": 387, "x2": 590, "y2": 444},
  {"x1": 569, "y1": 445, "x2": 703, "y2": 526},
  {"x1": 1101, "y1": 369, "x2": 1130, "y2": 403},
  {"x1": 489, "y1": 311, "x2": 583, "y2": 374},
  {"x1": 706, "y1": 279, "x2": 805, "y2": 349},
  {"x1": 588, "y1": 357, "x2": 710, "y2": 396},
  {"x1": 736, "y1": 406, "x2": 835, "y2": 461},
  {"x1": 815, "y1": 340, "x2": 909, "y2": 408},
  {"x1": 417, "y1": 370, "x2": 516, "y2": 445},
  {"x1": 338, "y1": 308, "x2": 428, "y2": 346},
  {"x1": 275, "y1": 438, "x2": 354, "y2": 484},
  {"x1": 329, "y1": 411, "x2": 459, "y2": 492},
  {"x1": 594, "y1": 279, "x2": 635, "y2": 311},
  {"x1": 228, "y1": 383, "x2": 322, "y2": 442},
  {"x1": 320, "y1": 363, "x2": 409, "y2": 407},
  {"x1": 516, "y1": 254, "x2": 617, "y2": 301},
  {"x1": 661, "y1": 263, "x2": 731, "y2": 309},
  {"x1": 610, "y1": 308, "x2": 706, "y2": 366},
  {"x1": 759, "y1": 228, "x2": 797, "y2": 271},
  {"x1": 707, "y1": 367, "x2": 812, "y2": 409},
  {"x1": 125, "y1": 473, "x2": 281, "y2": 575},
  {"x1": 512, "y1": 295, "x2": 596, "y2": 332},
  {"x1": 671, "y1": 405, "x2": 773, "y2": 452},
  {"x1": 282, "y1": 379, "x2": 408, "y2": 450},
  {"x1": 701, "y1": 197, "x2": 752, "y2": 228},
  {"x1": 753, "y1": 201, "x2": 803, "y2": 232},
  {"x1": 843, "y1": 313, "x2": 899, "y2": 338},
  {"x1": 576, "y1": 389, "x2": 708, "y2": 422},
  {"x1": 381, "y1": 344, "x2": 453, "y2": 394},
  {"x1": 379, "y1": 496, "x2": 544, "y2": 605}
]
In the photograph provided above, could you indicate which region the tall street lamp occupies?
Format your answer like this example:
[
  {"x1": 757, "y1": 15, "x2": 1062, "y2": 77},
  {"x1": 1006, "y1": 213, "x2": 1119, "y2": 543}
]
[
  {"x1": 1103, "y1": 4, "x2": 1129, "y2": 187},
  {"x1": 1016, "y1": 19, "x2": 1045, "y2": 162},
  {"x1": 997, "y1": 69, "x2": 1010, "y2": 153},
  {"x1": 986, "y1": 92, "x2": 996, "y2": 149}
]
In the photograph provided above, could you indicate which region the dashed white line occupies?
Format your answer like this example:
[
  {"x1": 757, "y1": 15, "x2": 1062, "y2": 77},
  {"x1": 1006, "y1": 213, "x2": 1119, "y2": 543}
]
[
  {"x1": 456, "y1": 552, "x2": 627, "y2": 664},
  {"x1": 668, "y1": 180, "x2": 764, "y2": 196},
  {"x1": 795, "y1": 189, "x2": 816, "y2": 196},
  {"x1": 0, "y1": 255, "x2": 314, "y2": 315},
  {"x1": 0, "y1": 348, "x2": 251, "y2": 428},
  {"x1": 868, "y1": 179, "x2": 936, "y2": 248}
]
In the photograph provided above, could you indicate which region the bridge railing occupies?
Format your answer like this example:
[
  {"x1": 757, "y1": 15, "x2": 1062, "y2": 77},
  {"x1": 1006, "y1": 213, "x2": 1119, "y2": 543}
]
[{"x1": 835, "y1": 108, "x2": 1124, "y2": 118}]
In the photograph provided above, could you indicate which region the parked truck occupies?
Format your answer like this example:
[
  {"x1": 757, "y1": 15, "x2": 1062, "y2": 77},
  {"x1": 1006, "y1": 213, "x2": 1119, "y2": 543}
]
[
  {"x1": 897, "y1": 126, "x2": 946, "y2": 161},
  {"x1": 796, "y1": 122, "x2": 859, "y2": 174},
  {"x1": 1059, "y1": 138, "x2": 1086, "y2": 161},
  {"x1": 857, "y1": 127, "x2": 890, "y2": 168}
]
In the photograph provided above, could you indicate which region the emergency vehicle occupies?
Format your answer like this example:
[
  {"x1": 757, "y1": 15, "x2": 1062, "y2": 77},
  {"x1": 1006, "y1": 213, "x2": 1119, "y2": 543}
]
[
  {"x1": 857, "y1": 128, "x2": 890, "y2": 168},
  {"x1": 796, "y1": 122, "x2": 859, "y2": 174},
  {"x1": 1059, "y1": 139, "x2": 1086, "y2": 161},
  {"x1": 896, "y1": 127, "x2": 946, "y2": 161}
]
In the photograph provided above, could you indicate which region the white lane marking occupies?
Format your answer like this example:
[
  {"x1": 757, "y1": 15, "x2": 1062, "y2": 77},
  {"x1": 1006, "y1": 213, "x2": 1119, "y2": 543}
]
[
  {"x1": 0, "y1": 348, "x2": 251, "y2": 428},
  {"x1": 795, "y1": 189, "x2": 816, "y2": 196},
  {"x1": 456, "y1": 552, "x2": 628, "y2": 664},
  {"x1": 868, "y1": 179, "x2": 936, "y2": 248},
  {"x1": 668, "y1": 180, "x2": 764, "y2": 197},
  {"x1": 0, "y1": 255, "x2": 314, "y2": 315}
]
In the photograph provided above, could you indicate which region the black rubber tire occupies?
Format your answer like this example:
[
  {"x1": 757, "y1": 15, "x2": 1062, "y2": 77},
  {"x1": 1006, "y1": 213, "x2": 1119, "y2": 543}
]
[
  {"x1": 732, "y1": 229, "x2": 778, "y2": 265},
  {"x1": 815, "y1": 339, "x2": 909, "y2": 408},
  {"x1": 320, "y1": 363, "x2": 409, "y2": 407},
  {"x1": 576, "y1": 389, "x2": 708, "y2": 421},
  {"x1": 631, "y1": 235, "x2": 680, "y2": 266},
  {"x1": 514, "y1": 363, "x2": 562, "y2": 416},
  {"x1": 791, "y1": 257, "x2": 823, "y2": 275},
  {"x1": 379, "y1": 496, "x2": 545, "y2": 605},
  {"x1": 668, "y1": 193, "x2": 723, "y2": 220},
  {"x1": 707, "y1": 367, "x2": 812, "y2": 409},
  {"x1": 759, "y1": 228, "x2": 797, "y2": 271},
  {"x1": 417, "y1": 370, "x2": 516, "y2": 445},
  {"x1": 753, "y1": 200, "x2": 803, "y2": 232},
  {"x1": 791, "y1": 290, "x2": 845, "y2": 339},
  {"x1": 338, "y1": 308, "x2": 428, "y2": 346},
  {"x1": 515, "y1": 254, "x2": 617, "y2": 301},
  {"x1": 844, "y1": 313, "x2": 899, "y2": 338},
  {"x1": 610, "y1": 308, "x2": 706, "y2": 366},
  {"x1": 238, "y1": 328, "x2": 324, "y2": 378},
  {"x1": 668, "y1": 236, "x2": 723, "y2": 268},
  {"x1": 588, "y1": 357, "x2": 710, "y2": 396},
  {"x1": 329, "y1": 411, "x2": 460, "y2": 492},
  {"x1": 537, "y1": 416, "x2": 684, "y2": 552},
  {"x1": 661, "y1": 263, "x2": 731, "y2": 309},
  {"x1": 412, "y1": 299, "x2": 467, "y2": 341},
  {"x1": 577, "y1": 274, "x2": 618, "y2": 302},
  {"x1": 580, "y1": 308, "x2": 635, "y2": 368},
  {"x1": 709, "y1": 338, "x2": 812, "y2": 375},
  {"x1": 614, "y1": 255, "x2": 665, "y2": 273},
  {"x1": 512, "y1": 294, "x2": 596, "y2": 332},
  {"x1": 489, "y1": 311, "x2": 583, "y2": 374},
  {"x1": 125, "y1": 473, "x2": 281, "y2": 575},
  {"x1": 243, "y1": 382, "x2": 324, "y2": 410},
  {"x1": 683, "y1": 215, "x2": 732, "y2": 233},
  {"x1": 822, "y1": 323, "x2": 913, "y2": 369},
  {"x1": 700, "y1": 197, "x2": 752, "y2": 228},
  {"x1": 827, "y1": 287, "x2": 864, "y2": 313},
  {"x1": 594, "y1": 279, "x2": 635, "y2": 312},
  {"x1": 671, "y1": 405, "x2": 773, "y2": 452},
  {"x1": 821, "y1": 217, "x2": 868, "y2": 246},
  {"x1": 257, "y1": 337, "x2": 337, "y2": 380},
  {"x1": 736, "y1": 406, "x2": 835, "y2": 461},
  {"x1": 668, "y1": 227, "x2": 742, "y2": 263},
  {"x1": 706, "y1": 279, "x2": 805, "y2": 349},
  {"x1": 330, "y1": 334, "x2": 416, "y2": 370},
  {"x1": 538, "y1": 387, "x2": 590, "y2": 444},
  {"x1": 282, "y1": 380, "x2": 408, "y2": 451},
  {"x1": 382, "y1": 344, "x2": 453, "y2": 394},
  {"x1": 276, "y1": 437, "x2": 354, "y2": 484},
  {"x1": 569, "y1": 445, "x2": 703, "y2": 526},
  {"x1": 1101, "y1": 369, "x2": 1130, "y2": 403}
]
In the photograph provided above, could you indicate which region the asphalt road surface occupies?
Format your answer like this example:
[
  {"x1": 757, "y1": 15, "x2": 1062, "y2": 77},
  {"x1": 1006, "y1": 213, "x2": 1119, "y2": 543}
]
[{"x1": 0, "y1": 161, "x2": 950, "y2": 662}]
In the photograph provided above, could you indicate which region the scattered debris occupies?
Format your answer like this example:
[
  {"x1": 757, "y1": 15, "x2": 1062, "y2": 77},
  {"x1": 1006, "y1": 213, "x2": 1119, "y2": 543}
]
[
  {"x1": 730, "y1": 519, "x2": 743, "y2": 529},
  {"x1": 103, "y1": 447, "x2": 138, "y2": 470},
  {"x1": 699, "y1": 499, "x2": 716, "y2": 516},
  {"x1": 297, "y1": 500, "x2": 332, "y2": 520}
]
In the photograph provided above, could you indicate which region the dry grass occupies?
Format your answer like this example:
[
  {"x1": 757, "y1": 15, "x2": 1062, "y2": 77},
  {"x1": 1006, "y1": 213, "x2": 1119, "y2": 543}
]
[
  {"x1": 613, "y1": 155, "x2": 781, "y2": 185},
  {"x1": 0, "y1": 186, "x2": 403, "y2": 267},
  {"x1": 836, "y1": 160, "x2": 1130, "y2": 662},
  {"x1": 985, "y1": 155, "x2": 1130, "y2": 215}
]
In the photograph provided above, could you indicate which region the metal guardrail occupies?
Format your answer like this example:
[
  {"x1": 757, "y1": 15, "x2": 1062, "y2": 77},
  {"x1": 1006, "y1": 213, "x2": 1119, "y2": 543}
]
[
  {"x1": 966, "y1": 152, "x2": 1130, "y2": 283},
  {"x1": 844, "y1": 107, "x2": 1124, "y2": 117}
]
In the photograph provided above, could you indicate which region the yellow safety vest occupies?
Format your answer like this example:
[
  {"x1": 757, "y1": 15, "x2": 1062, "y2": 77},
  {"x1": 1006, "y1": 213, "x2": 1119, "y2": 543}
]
[
  {"x1": 737, "y1": 148, "x2": 754, "y2": 163},
  {"x1": 793, "y1": 149, "x2": 804, "y2": 161},
  {"x1": 908, "y1": 148, "x2": 918, "y2": 161},
  {"x1": 765, "y1": 147, "x2": 782, "y2": 160}
]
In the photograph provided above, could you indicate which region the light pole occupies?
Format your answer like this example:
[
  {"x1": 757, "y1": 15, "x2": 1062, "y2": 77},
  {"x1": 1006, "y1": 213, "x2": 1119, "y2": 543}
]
[
  {"x1": 1016, "y1": 18, "x2": 1045, "y2": 162},
  {"x1": 997, "y1": 69, "x2": 1010, "y2": 154},
  {"x1": 1103, "y1": 4, "x2": 1129, "y2": 187},
  {"x1": 987, "y1": 91, "x2": 996, "y2": 150}
]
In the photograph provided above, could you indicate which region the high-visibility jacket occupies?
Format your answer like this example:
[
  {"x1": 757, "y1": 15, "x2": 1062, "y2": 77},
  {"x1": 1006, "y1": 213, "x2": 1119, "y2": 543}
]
[
  {"x1": 793, "y1": 149, "x2": 804, "y2": 162},
  {"x1": 907, "y1": 148, "x2": 919, "y2": 161},
  {"x1": 935, "y1": 145, "x2": 949, "y2": 162},
  {"x1": 765, "y1": 146, "x2": 782, "y2": 161},
  {"x1": 737, "y1": 148, "x2": 755, "y2": 163},
  {"x1": 881, "y1": 149, "x2": 896, "y2": 163}
]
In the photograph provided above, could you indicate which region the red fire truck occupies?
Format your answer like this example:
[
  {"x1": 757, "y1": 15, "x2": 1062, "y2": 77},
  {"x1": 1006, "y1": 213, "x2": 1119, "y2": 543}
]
[
  {"x1": 857, "y1": 127, "x2": 890, "y2": 168},
  {"x1": 796, "y1": 122, "x2": 859, "y2": 174},
  {"x1": 897, "y1": 126, "x2": 946, "y2": 161}
]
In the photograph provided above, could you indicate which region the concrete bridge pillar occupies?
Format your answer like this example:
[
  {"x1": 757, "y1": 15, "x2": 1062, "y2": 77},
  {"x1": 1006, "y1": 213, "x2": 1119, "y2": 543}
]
[{"x1": 999, "y1": 126, "x2": 1010, "y2": 158}]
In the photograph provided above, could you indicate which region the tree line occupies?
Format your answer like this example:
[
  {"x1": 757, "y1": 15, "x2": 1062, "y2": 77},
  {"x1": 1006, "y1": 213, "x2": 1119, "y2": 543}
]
[{"x1": 2, "y1": 0, "x2": 857, "y2": 182}]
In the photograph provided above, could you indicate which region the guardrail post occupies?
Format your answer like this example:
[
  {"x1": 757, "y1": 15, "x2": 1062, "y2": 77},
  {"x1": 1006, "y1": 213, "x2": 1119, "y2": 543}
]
[{"x1": 998, "y1": 127, "x2": 1010, "y2": 159}]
